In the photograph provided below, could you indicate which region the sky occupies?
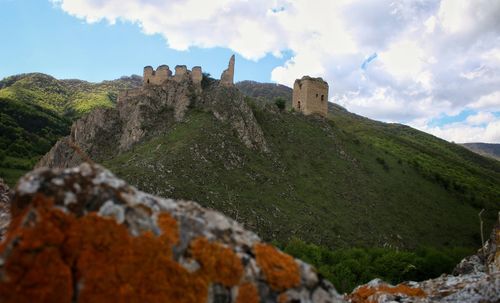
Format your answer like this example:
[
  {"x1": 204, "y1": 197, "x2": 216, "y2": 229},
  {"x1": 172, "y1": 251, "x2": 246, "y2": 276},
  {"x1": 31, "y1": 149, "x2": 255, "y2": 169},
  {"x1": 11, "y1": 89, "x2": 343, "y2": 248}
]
[{"x1": 1, "y1": 0, "x2": 499, "y2": 143}]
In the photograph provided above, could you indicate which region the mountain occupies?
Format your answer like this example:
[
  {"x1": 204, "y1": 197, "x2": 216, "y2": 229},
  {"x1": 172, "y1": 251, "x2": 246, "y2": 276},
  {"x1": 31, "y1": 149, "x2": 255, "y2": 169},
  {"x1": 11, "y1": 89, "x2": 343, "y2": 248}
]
[
  {"x1": 461, "y1": 143, "x2": 500, "y2": 161},
  {"x1": 0, "y1": 73, "x2": 142, "y2": 184},
  {"x1": 34, "y1": 74, "x2": 500, "y2": 250},
  {"x1": 236, "y1": 80, "x2": 293, "y2": 102},
  {"x1": 0, "y1": 73, "x2": 142, "y2": 118}
]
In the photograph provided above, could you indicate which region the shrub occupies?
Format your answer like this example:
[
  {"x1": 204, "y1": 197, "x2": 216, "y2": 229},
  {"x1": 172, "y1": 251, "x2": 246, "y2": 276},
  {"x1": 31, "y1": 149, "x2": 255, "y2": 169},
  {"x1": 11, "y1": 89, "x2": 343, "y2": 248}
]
[
  {"x1": 282, "y1": 238, "x2": 472, "y2": 294},
  {"x1": 376, "y1": 157, "x2": 390, "y2": 171},
  {"x1": 274, "y1": 97, "x2": 286, "y2": 111},
  {"x1": 201, "y1": 73, "x2": 216, "y2": 89}
]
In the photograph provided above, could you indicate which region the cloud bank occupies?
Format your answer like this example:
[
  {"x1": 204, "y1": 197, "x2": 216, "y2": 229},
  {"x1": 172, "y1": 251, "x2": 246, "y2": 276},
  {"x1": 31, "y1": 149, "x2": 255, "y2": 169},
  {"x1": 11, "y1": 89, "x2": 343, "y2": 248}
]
[{"x1": 51, "y1": 0, "x2": 500, "y2": 143}]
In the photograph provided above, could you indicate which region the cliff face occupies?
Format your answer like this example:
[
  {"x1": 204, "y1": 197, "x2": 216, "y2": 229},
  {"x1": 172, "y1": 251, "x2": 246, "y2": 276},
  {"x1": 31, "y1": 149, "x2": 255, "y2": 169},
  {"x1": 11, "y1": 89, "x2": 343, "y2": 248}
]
[{"x1": 37, "y1": 77, "x2": 268, "y2": 169}]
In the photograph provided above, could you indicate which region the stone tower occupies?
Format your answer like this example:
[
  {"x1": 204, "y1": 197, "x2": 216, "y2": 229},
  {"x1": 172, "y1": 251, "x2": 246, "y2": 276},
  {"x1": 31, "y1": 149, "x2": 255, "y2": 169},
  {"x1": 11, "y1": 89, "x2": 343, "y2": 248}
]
[
  {"x1": 292, "y1": 76, "x2": 329, "y2": 116},
  {"x1": 220, "y1": 55, "x2": 235, "y2": 86}
]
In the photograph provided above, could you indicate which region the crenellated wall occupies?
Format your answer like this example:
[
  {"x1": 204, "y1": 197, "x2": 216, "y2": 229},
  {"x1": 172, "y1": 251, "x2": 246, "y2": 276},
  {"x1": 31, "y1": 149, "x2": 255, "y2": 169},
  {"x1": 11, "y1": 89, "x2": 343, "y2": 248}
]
[
  {"x1": 143, "y1": 65, "x2": 172, "y2": 85},
  {"x1": 192, "y1": 66, "x2": 202, "y2": 86},
  {"x1": 143, "y1": 64, "x2": 203, "y2": 86}
]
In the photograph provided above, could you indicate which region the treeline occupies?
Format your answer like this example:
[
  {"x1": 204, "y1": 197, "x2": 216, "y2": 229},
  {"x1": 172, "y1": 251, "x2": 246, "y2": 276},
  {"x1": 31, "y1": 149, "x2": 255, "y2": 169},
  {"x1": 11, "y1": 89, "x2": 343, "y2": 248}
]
[
  {"x1": 0, "y1": 97, "x2": 70, "y2": 183},
  {"x1": 279, "y1": 238, "x2": 473, "y2": 294}
]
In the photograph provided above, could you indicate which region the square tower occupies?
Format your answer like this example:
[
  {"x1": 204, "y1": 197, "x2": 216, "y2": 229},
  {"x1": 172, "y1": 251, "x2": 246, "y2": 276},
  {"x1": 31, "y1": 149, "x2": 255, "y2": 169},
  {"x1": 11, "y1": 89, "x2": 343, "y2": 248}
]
[{"x1": 292, "y1": 76, "x2": 329, "y2": 116}]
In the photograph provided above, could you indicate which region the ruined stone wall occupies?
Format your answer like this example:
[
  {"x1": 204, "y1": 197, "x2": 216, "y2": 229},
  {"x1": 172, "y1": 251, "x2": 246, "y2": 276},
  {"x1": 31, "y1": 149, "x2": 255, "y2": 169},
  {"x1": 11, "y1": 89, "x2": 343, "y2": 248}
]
[
  {"x1": 174, "y1": 65, "x2": 188, "y2": 83},
  {"x1": 292, "y1": 77, "x2": 328, "y2": 117},
  {"x1": 220, "y1": 55, "x2": 235, "y2": 86},
  {"x1": 191, "y1": 66, "x2": 202, "y2": 86}
]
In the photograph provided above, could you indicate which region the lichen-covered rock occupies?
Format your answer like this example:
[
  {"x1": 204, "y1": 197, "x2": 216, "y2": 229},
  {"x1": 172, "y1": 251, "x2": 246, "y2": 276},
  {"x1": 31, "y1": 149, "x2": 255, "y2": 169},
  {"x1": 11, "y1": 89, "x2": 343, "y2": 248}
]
[
  {"x1": 0, "y1": 178, "x2": 10, "y2": 241},
  {"x1": 0, "y1": 164, "x2": 344, "y2": 303},
  {"x1": 453, "y1": 217, "x2": 500, "y2": 275},
  {"x1": 347, "y1": 219, "x2": 500, "y2": 303}
]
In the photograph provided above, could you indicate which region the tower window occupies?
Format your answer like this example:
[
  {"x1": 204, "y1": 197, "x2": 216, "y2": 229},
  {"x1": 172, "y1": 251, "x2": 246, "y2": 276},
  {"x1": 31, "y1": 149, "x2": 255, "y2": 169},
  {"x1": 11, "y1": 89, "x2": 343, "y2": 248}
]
[
  {"x1": 316, "y1": 93, "x2": 319, "y2": 98},
  {"x1": 147, "y1": 79, "x2": 150, "y2": 84},
  {"x1": 321, "y1": 95, "x2": 324, "y2": 101}
]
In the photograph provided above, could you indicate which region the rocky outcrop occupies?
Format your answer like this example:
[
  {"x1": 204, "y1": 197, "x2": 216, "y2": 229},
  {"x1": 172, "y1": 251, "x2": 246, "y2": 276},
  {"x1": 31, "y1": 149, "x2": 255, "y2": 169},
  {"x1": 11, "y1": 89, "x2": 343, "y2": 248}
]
[
  {"x1": 0, "y1": 178, "x2": 10, "y2": 241},
  {"x1": 37, "y1": 73, "x2": 268, "y2": 169},
  {"x1": 0, "y1": 164, "x2": 343, "y2": 303},
  {"x1": 348, "y1": 218, "x2": 500, "y2": 303},
  {"x1": 453, "y1": 216, "x2": 500, "y2": 276},
  {"x1": 202, "y1": 85, "x2": 269, "y2": 152}
]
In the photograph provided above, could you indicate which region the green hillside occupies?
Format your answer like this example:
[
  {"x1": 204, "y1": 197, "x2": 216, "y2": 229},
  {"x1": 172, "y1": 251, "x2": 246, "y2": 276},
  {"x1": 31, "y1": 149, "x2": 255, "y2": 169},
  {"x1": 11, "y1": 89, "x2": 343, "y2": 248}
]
[
  {"x1": 0, "y1": 73, "x2": 142, "y2": 184},
  {"x1": 0, "y1": 73, "x2": 142, "y2": 118},
  {"x1": 103, "y1": 99, "x2": 499, "y2": 249},
  {"x1": 0, "y1": 96, "x2": 70, "y2": 184}
]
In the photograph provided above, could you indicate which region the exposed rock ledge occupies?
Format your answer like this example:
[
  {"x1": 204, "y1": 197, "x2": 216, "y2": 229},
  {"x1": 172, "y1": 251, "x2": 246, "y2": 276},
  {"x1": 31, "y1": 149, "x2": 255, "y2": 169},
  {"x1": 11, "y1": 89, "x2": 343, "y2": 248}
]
[{"x1": 0, "y1": 164, "x2": 498, "y2": 302}]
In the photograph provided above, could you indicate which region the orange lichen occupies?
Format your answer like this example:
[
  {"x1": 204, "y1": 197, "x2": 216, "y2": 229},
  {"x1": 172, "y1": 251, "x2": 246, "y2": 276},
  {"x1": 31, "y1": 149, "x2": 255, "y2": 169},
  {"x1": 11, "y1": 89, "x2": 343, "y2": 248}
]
[
  {"x1": 348, "y1": 284, "x2": 426, "y2": 303},
  {"x1": 190, "y1": 237, "x2": 244, "y2": 286},
  {"x1": 235, "y1": 282, "x2": 260, "y2": 303},
  {"x1": 157, "y1": 212, "x2": 180, "y2": 257},
  {"x1": 0, "y1": 194, "x2": 215, "y2": 303},
  {"x1": 0, "y1": 194, "x2": 73, "y2": 303},
  {"x1": 253, "y1": 243, "x2": 300, "y2": 291},
  {"x1": 278, "y1": 293, "x2": 289, "y2": 303}
]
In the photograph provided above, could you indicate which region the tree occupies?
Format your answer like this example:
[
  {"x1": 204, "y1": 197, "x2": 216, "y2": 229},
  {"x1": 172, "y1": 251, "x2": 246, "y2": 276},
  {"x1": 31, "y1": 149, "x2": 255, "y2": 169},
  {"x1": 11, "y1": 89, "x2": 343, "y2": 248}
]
[{"x1": 274, "y1": 97, "x2": 286, "y2": 111}]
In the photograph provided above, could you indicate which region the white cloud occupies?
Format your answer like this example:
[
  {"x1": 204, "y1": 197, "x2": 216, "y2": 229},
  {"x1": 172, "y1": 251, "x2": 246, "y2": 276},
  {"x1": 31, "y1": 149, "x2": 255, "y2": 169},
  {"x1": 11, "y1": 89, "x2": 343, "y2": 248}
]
[
  {"x1": 418, "y1": 120, "x2": 500, "y2": 143},
  {"x1": 465, "y1": 112, "x2": 495, "y2": 125},
  {"x1": 51, "y1": 0, "x2": 500, "y2": 142},
  {"x1": 470, "y1": 91, "x2": 500, "y2": 112}
]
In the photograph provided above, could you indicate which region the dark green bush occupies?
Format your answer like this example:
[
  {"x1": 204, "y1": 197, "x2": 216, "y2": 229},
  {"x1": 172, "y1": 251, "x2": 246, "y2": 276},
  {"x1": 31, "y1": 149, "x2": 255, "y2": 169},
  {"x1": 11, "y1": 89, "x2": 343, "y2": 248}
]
[
  {"x1": 282, "y1": 238, "x2": 472, "y2": 294},
  {"x1": 274, "y1": 97, "x2": 286, "y2": 111}
]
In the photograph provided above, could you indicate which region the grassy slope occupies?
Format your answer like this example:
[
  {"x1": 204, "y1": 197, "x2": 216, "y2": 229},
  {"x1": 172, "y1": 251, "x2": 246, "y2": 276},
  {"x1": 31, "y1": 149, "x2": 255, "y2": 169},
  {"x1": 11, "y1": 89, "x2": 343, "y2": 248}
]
[
  {"x1": 330, "y1": 109, "x2": 499, "y2": 218},
  {"x1": 0, "y1": 73, "x2": 141, "y2": 184},
  {"x1": 104, "y1": 103, "x2": 498, "y2": 249},
  {"x1": 0, "y1": 96, "x2": 71, "y2": 184},
  {"x1": 0, "y1": 73, "x2": 142, "y2": 118}
]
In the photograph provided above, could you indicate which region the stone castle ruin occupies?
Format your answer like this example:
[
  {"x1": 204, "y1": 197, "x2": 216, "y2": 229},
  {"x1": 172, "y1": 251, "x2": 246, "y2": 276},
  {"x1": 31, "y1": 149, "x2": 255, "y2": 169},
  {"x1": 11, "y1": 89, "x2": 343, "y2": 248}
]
[
  {"x1": 142, "y1": 55, "x2": 234, "y2": 88},
  {"x1": 143, "y1": 64, "x2": 203, "y2": 87},
  {"x1": 292, "y1": 76, "x2": 329, "y2": 117}
]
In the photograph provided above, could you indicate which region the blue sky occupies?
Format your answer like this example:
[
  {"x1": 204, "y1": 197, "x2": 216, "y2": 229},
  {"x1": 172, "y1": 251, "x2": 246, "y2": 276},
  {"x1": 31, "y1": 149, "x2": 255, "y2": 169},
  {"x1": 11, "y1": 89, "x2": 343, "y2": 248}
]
[
  {"x1": 1, "y1": 0, "x2": 499, "y2": 143},
  {"x1": 0, "y1": 0, "x2": 289, "y2": 82}
]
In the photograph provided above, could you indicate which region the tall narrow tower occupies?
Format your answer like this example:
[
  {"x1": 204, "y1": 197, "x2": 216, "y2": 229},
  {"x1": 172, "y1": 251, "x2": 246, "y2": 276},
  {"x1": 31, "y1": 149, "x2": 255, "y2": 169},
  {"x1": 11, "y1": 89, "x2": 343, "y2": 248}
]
[{"x1": 220, "y1": 55, "x2": 235, "y2": 86}]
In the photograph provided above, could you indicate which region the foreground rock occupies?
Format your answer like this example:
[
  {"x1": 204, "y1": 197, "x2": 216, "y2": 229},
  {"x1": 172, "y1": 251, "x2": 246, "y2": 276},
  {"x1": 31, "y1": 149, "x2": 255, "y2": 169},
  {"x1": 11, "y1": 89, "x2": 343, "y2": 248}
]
[
  {"x1": 0, "y1": 178, "x2": 10, "y2": 241},
  {"x1": 0, "y1": 164, "x2": 342, "y2": 303},
  {"x1": 348, "y1": 218, "x2": 500, "y2": 303}
]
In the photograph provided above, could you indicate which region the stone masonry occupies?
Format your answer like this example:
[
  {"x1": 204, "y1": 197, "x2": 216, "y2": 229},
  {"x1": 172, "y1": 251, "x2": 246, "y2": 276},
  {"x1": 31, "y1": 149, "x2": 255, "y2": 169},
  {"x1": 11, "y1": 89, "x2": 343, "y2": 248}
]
[
  {"x1": 220, "y1": 54, "x2": 235, "y2": 86},
  {"x1": 143, "y1": 64, "x2": 199, "y2": 87},
  {"x1": 292, "y1": 76, "x2": 329, "y2": 117}
]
